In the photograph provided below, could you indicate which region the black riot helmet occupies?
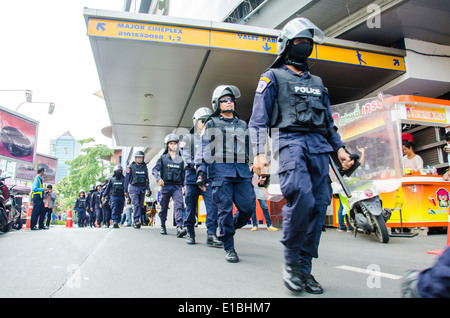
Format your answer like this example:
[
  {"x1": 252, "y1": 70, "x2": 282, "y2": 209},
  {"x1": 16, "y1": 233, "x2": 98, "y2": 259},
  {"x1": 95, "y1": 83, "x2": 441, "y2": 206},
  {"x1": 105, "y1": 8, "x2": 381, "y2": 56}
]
[{"x1": 113, "y1": 165, "x2": 123, "y2": 176}]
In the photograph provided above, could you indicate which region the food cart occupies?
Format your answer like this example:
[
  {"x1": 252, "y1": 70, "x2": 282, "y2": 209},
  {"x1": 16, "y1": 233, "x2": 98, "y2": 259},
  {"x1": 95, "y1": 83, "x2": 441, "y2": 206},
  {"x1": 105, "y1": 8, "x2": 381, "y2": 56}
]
[{"x1": 331, "y1": 95, "x2": 450, "y2": 230}]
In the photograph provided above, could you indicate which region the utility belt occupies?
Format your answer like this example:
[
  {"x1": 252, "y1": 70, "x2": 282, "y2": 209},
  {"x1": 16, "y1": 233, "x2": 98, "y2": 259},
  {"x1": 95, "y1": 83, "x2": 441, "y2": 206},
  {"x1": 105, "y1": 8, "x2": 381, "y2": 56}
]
[{"x1": 279, "y1": 126, "x2": 327, "y2": 136}]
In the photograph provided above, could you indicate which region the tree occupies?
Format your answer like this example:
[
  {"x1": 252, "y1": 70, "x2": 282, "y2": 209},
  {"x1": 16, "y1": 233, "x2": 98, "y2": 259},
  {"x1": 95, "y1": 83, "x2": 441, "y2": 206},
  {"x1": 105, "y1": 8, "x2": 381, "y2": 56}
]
[{"x1": 55, "y1": 138, "x2": 114, "y2": 213}]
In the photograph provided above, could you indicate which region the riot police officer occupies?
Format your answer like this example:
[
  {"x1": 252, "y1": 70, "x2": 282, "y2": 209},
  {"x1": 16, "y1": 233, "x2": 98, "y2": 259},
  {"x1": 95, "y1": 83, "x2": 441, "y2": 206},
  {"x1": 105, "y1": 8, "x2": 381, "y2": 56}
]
[
  {"x1": 86, "y1": 184, "x2": 95, "y2": 227},
  {"x1": 180, "y1": 107, "x2": 222, "y2": 246},
  {"x1": 124, "y1": 151, "x2": 151, "y2": 228},
  {"x1": 74, "y1": 189, "x2": 88, "y2": 227},
  {"x1": 249, "y1": 17, "x2": 354, "y2": 293},
  {"x1": 90, "y1": 182, "x2": 103, "y2": 228},
  {"x1": 195, "y1": 85, "x2": 255, "y2": 263},
  {"x1": 101, "y1": 178, "x2": 112, "y2": 228},
  {"x1": 152, "y1": 134, "x2": 186, "y2": 237},
  {"x1": 102, "y1": 165, "x2": 126, "y2": 228}
]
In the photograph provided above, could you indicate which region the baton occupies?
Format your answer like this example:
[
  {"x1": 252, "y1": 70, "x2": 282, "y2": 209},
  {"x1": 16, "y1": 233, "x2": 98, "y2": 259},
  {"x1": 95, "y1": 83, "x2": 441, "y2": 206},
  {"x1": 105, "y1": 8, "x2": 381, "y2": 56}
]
[{"x1": 329, "y1": 152, "x2": 360, "y2": 198}]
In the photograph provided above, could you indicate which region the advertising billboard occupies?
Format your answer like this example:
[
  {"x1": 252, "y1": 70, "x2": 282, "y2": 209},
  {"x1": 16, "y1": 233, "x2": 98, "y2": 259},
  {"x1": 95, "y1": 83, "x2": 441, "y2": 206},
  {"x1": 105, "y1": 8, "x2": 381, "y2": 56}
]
[
  {"x1": 0, "y1": 105, "x2": 38, "y2": 164},
  {"x1": 15, "y1": 153, "x2": 58, "y2": 185}
]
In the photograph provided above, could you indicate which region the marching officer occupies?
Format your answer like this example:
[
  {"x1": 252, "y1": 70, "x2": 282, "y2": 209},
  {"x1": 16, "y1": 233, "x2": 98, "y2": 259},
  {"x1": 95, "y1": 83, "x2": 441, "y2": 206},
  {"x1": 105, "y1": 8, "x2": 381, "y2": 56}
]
[
  {"x1": 195, "y1": 85, "x2": 255, "y2": 263},
  {"x1": 101, "y1": 179, "x2": 112, "y2": 228},
  {"x1": 249, "y1": 17, "x2": 354, "y2": 293},
  {"x1": 74, "y1": 189, "x2": 88, "y2": 227},
  {"x1": 124, "y1": 151, "x2": 151, "y2": 228},
  {"x1": 86, "y1": 184, "x2": 95, "y2": 227},
  {"x1": 152, "y1": 134, "x2": 186, "y2": 237},
  {"x1": 180, "y1": 107, "x2": 222, "y2": 247},
  {"x1": 90, "y1": 181, "x2": 103, "y2": 228},
  {"x1": 30, "y1": 167, "x2": 47, "y2": 230},
  {"x1": 102, "y1": 165, "x2": 126, "y2": 228}
]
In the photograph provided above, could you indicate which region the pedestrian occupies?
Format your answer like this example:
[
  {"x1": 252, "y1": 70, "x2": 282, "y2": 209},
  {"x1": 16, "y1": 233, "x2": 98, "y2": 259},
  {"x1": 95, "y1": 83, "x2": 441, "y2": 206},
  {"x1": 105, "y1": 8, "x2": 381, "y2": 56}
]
[
  {"x1": 30, "y1": 167, "x2": 47, "y2": 230},
  {"x1": 90, "y1": 182, "x2": 103, "y2": 228},
  {"x1": 125, "y1": 151, "x2": 151, "y2": 228},
  {"x1": 401, "y1": 246, "x2": 450, "y2": 297},
  {"x1": 180, "y1": 107, "x2": 222, "y2": 246},
  {"x1": 121, "y1": 197, "x2": 132, "y2": 227},
  {"x1": 152, "y1": 134, "x2": 187, "y2": 237},
  {"x1": 74, "y1": 189, "x2": 88, "y2": 227},
  {"x1": 249, "y1": 17, "x2": 354, "y2": 293},
  {"x1": 43, "y1": 184, "x2": 56, "y2": 228},
  {"x1": 102, "y1": 165, "x2": 126, "y2": 228},
  {"x1": 250, "y1": 174, "x2": 278, "y2": 232},
  {"x1": 195, "y1": 85, "x2": 255, "y2": 263},
  {"x1": 336, "y1": 195, "x2": 351, "y2": 232}
]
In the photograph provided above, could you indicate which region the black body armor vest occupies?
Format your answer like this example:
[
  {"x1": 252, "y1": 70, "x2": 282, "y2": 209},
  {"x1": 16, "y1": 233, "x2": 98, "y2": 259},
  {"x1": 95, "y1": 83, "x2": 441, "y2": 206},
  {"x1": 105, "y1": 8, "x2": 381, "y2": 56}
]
[{"x1": 270, "y1": 68, "x2": 328, "y2": 135}]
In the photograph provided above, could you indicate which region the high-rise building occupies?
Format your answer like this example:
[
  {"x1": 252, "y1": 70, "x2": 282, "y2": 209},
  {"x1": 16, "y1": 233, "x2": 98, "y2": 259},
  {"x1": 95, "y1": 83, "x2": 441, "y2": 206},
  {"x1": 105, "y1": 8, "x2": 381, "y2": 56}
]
[{"x1": 49, "y1": 131, "x2": 81, "y2": 183}]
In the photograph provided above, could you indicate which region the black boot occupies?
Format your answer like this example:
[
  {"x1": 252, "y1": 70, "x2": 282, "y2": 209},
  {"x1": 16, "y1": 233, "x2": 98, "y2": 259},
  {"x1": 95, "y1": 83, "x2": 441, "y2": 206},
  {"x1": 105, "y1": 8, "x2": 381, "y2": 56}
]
[
  {"x1": 160, "y1": 225, "x2": 167, "y2": 235},
  {"x1": 225, "y1": 249, "x2": 239, "y2": 263},
  {"x1": 207, "y1": 233, "x2": 223, "y2": 248},
  {"x1": 186, "y1": 232, "x2": 195, "y2": 244},
  {"x1": 299, "y1": 273, "x2": 323, "y2": 294},
  {"x1": 177, "y1": 226, "x2": 187, "y2": 238},
  {"x1": 282, "y1": 263, "x2": 304, "y2": 293}
]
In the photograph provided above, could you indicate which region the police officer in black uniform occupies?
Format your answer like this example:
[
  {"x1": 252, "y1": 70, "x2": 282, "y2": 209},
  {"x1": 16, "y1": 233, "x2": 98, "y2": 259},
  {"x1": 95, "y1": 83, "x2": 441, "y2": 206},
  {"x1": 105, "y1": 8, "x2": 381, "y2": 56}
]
[
  {"x1": 90, "y1": 182, "x2": 103, "y2": 227},
  {"x1": 124, "y1": 151, "x2": 151, "y2": 228},
  {"x1": 103, "y1": 165, "x2": 126, "y2": 228},
  {"x1": 86, "y1": 184, "x2": 95, "y2": 227},
  {"x1": 249, "y1": 17, "x2": 354, "y2": 293},
  {"x1": 195, "y1": 85, "x2": 256, "y2": 263},
  {"x1": 101, "y1": 178, "x2": 112, "y2": 228},
  {"x1": 74, "y1": 189, "x2": 88, "y2": 227},
  {"x1": 152, "y1": 134, "x2": 186, "y2": 237},
  {"x1": 180, "y1": 107, "x2": 222, "y2": 246}
]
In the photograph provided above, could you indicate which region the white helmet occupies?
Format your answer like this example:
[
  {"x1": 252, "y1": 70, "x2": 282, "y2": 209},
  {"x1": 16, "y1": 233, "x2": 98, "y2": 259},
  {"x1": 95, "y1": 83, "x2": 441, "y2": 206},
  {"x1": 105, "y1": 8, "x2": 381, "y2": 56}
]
[
  {"x1": 277, "y1": 17, "x2": 324, "y2": 55},
  {"x1": 192, "y1": 107, "x2": 212, "y2": 127},
  {"x1": 211, "y1": 85, "x2": 241, "y2": 112}
]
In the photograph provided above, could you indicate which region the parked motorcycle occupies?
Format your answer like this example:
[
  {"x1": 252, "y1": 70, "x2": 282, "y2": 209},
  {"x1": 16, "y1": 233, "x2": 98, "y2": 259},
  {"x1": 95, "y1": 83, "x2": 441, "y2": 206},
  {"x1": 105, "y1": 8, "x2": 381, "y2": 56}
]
[
  {"x1": 339, "y1": 190, "x2": 392, "y2": 243},
  {"x1": 0, "y1": 176, "x2": 22, "y2": 232}
]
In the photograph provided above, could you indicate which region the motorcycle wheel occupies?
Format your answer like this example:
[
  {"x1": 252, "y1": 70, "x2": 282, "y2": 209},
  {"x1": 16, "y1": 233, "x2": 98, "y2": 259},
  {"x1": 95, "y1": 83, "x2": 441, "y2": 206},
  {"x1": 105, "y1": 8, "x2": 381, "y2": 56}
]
[
  {"x1": 371, "y1": 214, "x2": 389, "y2": 243},
  {"x1": 12, "y1": 218, "x2": 22, "y2": 230}
]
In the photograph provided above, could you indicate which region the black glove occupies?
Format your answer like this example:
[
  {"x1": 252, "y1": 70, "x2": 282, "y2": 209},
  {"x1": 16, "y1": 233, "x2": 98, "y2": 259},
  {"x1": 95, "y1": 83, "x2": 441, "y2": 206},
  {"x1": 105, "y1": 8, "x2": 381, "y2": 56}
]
[
  {"x1": 258, "y1": 174, "x2": 270, "y2": 188},
  {"x1": 196, "y1": 171, "x2": 207, "y2": 188}
]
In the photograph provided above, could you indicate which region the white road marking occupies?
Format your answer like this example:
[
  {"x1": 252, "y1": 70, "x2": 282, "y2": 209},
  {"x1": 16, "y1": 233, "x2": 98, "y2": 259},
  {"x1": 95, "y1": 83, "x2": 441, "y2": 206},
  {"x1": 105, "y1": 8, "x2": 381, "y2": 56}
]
[{"x1": 336, "y1": 265, "x2": 402, "y2": 280}]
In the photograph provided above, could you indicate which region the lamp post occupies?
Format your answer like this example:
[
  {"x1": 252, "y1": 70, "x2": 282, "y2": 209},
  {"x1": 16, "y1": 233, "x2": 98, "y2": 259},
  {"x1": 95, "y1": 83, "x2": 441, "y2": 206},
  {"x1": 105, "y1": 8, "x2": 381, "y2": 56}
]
[
  {"x1": 16, "y1": 101, "x2": 55, "y2": 115},
  {"x1": 0, "y1": 89, "x2": 33, "y2": 103}
]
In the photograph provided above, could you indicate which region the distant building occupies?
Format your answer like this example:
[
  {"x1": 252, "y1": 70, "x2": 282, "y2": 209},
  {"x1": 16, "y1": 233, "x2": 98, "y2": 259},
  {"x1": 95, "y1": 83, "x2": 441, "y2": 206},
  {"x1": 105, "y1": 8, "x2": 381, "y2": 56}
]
[{"x1": 49, "y1": 131, "x2": 82, "y2": 183}]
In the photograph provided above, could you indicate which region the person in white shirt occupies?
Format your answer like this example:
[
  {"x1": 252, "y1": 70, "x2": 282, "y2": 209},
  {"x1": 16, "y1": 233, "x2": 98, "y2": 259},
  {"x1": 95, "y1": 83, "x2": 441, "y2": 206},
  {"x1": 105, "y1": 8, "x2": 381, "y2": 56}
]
[{"x1": 402, "y1": 140, "x2": 423, "y2": 170}]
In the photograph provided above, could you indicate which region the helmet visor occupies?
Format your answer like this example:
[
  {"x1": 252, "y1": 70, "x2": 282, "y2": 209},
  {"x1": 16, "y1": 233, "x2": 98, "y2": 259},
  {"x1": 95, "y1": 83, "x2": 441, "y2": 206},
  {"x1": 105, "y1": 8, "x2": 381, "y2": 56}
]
[{"x1": 282, "y1": 18, "x2": 324, "y2": 44}]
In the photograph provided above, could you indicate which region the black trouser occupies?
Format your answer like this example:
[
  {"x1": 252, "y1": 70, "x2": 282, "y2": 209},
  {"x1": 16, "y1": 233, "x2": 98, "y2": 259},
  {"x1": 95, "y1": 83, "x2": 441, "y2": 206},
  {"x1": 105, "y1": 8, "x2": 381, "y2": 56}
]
[
  {"x1": 44, "y1": 207, "x2": 53, "y2": 227},
  {"x1": 30, "y1": 195, "x2": 45, "y2": 229}
]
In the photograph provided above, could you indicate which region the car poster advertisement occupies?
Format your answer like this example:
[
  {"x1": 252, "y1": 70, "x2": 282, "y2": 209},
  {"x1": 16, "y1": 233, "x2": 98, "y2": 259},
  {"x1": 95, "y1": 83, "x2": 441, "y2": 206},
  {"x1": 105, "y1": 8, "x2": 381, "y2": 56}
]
[
  {"x1": 0, "y1": 105, "x2": 38, "y2": 164},
  {"x1": 15, "y1": 153, "x2": 58, "y2": 184}
]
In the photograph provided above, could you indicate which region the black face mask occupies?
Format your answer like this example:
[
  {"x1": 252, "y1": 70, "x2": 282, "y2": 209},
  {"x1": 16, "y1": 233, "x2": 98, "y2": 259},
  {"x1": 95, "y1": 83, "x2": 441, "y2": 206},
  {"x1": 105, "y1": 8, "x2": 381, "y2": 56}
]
[{"x1": 286, "y1": 41, "x2": 312, "y2": 64}]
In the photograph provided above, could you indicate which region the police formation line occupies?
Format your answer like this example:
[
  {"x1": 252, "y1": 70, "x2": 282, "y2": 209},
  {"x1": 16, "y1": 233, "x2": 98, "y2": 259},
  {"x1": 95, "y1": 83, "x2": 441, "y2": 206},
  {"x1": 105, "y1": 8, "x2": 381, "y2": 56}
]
[
  {"x1": 31, "y1": 18, "x2": 448, "y2": 297},
  {"x1": 67, "y1": 18, "x2": 350, "y2": 295}
]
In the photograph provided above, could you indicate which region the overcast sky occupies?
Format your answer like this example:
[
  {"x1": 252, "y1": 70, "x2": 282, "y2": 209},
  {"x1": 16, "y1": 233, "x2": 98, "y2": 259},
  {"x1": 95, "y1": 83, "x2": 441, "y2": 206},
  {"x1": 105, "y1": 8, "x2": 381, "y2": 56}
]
[
  {"x1": 0, "y1": 0, "x2": 242, "y2": 155},
  {"x1": 0, "y1": 0, "x2": 124, "y2": 154}
]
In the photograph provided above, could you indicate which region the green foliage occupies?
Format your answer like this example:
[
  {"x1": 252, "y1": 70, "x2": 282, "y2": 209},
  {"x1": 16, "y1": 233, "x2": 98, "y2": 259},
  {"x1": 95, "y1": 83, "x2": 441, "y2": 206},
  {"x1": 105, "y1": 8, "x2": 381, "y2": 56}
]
[{"x1": 55, "y1": 138, "x2": 114, "y2": 213}]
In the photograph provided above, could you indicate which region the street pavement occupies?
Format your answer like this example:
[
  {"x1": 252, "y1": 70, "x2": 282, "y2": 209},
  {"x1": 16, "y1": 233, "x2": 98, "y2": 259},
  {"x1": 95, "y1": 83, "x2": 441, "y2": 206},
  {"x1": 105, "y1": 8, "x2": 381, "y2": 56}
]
[{"x1": 0, "y1": 223, "x2": 446, "y2": 299}]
